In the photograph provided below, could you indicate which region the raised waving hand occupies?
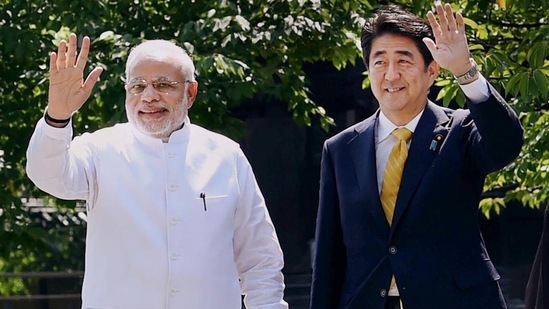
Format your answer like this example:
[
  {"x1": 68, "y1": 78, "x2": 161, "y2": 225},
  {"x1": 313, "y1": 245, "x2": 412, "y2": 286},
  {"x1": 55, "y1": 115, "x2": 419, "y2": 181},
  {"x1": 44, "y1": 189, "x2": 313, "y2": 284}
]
[
  {"x1": 423, "y1": 3, "x2": 472, "y2": 77},
  {"x1": 47, "y1": 33, "x2": 103, "y2": 121}
]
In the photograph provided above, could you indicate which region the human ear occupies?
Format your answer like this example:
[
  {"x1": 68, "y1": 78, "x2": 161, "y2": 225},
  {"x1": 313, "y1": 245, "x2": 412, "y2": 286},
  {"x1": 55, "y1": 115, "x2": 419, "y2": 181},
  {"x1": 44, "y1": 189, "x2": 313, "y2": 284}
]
[
  {"x1": 428, "y1": 61, "x2": 440, "y2": 85},
  {"x1": 186, "y1": 81, "x2": 198, "y2": 108}
]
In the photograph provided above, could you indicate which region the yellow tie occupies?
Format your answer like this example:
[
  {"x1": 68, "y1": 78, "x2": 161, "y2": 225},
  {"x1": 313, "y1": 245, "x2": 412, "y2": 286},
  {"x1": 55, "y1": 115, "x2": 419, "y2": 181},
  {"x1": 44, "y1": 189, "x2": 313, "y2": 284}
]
[
  {"x1": 381, "y1": 128, "x2": 412, "y2": 224},
  {"x1": 381, "y1": 128, "x2": 412, "y2": 292}
]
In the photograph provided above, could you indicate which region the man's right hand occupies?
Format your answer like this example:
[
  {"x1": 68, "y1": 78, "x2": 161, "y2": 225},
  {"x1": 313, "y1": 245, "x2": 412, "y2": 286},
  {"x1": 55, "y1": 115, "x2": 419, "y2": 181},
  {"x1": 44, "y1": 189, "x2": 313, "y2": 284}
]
[{"x1": 47, "y1": 32, "x2": 103, "y2": 120}]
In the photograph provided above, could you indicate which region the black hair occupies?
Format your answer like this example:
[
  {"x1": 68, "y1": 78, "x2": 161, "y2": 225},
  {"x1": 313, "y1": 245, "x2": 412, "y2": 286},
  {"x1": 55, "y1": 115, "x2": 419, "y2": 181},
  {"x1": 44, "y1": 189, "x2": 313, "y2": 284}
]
[{"x1": 361, "y1": 5, "x2": 435, "y2": 70}]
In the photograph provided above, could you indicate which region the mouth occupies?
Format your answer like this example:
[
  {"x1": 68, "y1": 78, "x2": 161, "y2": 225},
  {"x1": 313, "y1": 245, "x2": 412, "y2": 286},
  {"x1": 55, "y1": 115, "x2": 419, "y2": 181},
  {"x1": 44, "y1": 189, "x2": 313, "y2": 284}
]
[
  {"x1": 385, "y1": 87, "x2": 405, "y2": 93},
  {"x1": 139, "y1": 108, "x2": 168, "y2": 118}
]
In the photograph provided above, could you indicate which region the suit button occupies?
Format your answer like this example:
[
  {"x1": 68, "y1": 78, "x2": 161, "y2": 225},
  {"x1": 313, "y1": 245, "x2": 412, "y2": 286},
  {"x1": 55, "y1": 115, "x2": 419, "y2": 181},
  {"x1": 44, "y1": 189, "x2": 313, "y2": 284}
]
[
  {"x1": 380, "y1": 289, "x2": 387, "y2": 297},
  {"x1": 389, "y1": 246, "x2": 397, "y2": 254}
]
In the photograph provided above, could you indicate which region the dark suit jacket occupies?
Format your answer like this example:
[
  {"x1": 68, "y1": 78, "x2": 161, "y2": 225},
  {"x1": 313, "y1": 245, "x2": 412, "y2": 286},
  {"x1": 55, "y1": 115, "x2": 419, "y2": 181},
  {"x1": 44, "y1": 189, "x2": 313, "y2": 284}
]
[
  {"x1": 310, "y1": 85, "x2": 523, "y2": 309},
  {"x1": 525, "y1": 202, "x2": 549, "y2": 309}
]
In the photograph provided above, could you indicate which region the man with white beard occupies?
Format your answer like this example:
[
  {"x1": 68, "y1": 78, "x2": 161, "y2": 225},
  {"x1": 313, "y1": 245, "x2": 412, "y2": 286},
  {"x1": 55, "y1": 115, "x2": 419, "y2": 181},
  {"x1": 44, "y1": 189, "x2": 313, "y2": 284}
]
[{"x1": 26, "y1": 33, "x2": 288, "y2": 309}]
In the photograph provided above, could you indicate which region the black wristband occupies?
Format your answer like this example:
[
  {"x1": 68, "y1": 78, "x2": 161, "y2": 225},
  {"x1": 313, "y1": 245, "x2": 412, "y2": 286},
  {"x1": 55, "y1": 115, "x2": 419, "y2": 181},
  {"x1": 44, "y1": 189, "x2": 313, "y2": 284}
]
[{"x1": 45, "y1": 112, "x2": 71, "y2": 124}]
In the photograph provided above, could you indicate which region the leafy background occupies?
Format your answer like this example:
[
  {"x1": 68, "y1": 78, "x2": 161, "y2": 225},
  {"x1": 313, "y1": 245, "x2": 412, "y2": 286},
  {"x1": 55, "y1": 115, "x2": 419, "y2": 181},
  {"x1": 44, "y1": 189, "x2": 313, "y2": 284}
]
[{"x1": 0, "y1": 0, "x2": 547, "y2": 295}]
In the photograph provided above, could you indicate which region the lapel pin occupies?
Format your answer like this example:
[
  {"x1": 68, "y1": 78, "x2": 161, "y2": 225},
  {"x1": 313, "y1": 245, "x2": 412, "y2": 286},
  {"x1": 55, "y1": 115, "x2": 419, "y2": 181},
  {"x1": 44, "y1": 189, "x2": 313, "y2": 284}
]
[{"x1": 429, "y1": 134, "x2": 444, "y2": 151}]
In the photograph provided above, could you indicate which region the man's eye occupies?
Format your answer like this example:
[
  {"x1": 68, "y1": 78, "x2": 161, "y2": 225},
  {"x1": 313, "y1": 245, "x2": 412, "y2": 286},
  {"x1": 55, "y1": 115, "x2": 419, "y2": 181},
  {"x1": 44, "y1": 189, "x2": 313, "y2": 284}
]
[
  {"x1": 154, "y1": 82, "x2": 174, "y2": 91},
  {"x1": 131, "y1": 84, "x2": 146, "y2": 91}
]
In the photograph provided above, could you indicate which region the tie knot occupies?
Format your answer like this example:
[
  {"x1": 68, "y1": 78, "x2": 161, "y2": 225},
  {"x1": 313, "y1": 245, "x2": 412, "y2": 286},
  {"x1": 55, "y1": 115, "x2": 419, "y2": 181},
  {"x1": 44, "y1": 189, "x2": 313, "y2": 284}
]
[{"x1": 392, "y1": 127, "x2": 412, "y2": 142}]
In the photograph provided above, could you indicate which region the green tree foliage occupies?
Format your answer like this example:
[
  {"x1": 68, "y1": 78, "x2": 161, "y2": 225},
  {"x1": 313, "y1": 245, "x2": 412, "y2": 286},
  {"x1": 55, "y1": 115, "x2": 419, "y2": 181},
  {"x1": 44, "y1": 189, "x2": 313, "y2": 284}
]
[
  {"x1": 0, "y1": 0, "x2": 547, "y2": 293},
  {"x1": 436, "y1": 0, "x2": 549, "y2": 218}
]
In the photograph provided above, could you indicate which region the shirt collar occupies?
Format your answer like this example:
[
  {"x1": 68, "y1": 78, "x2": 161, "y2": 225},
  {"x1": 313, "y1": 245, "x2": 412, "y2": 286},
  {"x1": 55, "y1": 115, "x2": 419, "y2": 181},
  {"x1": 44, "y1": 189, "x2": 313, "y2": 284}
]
[
  {"x1": 167, "y1": 117, "x2": 191, "y2": 143},
  {"x1": 377, "y1": 108, "x2": 424, "y2": 142}
]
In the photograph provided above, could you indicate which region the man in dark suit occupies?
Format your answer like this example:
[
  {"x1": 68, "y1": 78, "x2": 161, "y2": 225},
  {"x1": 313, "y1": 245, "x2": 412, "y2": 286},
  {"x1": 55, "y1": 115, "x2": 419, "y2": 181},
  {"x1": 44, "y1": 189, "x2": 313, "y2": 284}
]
[
  {"x1": 310, "y1": 3, "x2": 523, "y2": 309},
  {"x1": 525, "y1": 202, "x2": 549, "y2": 309}
]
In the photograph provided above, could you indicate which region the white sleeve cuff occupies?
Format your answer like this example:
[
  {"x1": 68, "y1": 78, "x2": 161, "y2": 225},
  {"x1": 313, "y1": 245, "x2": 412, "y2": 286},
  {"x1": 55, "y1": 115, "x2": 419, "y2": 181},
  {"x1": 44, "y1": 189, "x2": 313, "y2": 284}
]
[{"x1": 459, "y1": 74, "x2": 490, "y2": 104}]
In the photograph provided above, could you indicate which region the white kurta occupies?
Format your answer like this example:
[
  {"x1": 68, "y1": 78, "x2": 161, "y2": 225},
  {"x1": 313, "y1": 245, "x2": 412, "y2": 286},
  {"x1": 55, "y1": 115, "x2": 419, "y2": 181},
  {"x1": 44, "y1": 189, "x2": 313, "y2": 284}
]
[{"x1": 26, "y1": 117, "x2": 288, "y2": 309}]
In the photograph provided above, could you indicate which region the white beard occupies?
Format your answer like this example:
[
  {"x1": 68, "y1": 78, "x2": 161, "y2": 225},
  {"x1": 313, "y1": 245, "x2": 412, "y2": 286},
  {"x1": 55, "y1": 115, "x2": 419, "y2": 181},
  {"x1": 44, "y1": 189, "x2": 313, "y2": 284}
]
[{"x1": 127, "y1": 95, "x2": 189, "y2": 141}]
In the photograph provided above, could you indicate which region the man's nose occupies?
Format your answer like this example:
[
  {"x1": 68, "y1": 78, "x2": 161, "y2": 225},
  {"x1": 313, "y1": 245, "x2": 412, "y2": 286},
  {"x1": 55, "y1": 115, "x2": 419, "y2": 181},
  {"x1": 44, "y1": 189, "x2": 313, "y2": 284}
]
[
  {"x1": 140, "y1": 84, "x2": 160, "y2": 101},
  {"x1": 384, "y1": 63, "x2": 401, "y2": 81}
]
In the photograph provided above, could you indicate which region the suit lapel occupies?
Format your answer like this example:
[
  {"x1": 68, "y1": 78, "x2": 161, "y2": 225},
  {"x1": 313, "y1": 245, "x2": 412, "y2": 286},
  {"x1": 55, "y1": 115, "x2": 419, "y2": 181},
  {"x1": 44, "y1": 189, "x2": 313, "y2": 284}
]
[
  {"x1": 349, "y1": 112, "x2": 390, "y2": 232},
  {"x1": 390, "y1": 102, "x2": 451, "y2": 231}
]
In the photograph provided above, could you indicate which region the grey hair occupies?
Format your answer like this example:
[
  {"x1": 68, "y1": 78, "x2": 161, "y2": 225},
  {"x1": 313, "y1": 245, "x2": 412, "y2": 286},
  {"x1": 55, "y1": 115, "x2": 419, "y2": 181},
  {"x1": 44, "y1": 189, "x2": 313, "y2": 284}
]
[{"x1": 125, "y1": 40, "x2": 195, "y2": 82}]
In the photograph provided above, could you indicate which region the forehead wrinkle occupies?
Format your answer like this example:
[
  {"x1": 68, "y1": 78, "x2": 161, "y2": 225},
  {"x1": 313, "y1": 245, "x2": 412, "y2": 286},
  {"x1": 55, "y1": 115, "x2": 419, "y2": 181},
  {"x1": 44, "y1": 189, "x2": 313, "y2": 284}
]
[
  {"x1": 372, "y1": 49, "x2": 414, "y2": 59},
  {"x1": 395, "y1": 50, "x2": 414, "y2": 58}
]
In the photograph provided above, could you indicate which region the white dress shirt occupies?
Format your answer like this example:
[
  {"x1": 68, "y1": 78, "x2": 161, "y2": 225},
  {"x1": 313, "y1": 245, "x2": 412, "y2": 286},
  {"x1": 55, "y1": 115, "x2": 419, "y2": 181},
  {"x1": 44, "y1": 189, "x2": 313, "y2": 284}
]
[
  {"x1": 375, "y1": 76, "x2": 490, "y2": 296},
  {"x1": 26, "y1": 117, "x2": 288, "y2": 309}
]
